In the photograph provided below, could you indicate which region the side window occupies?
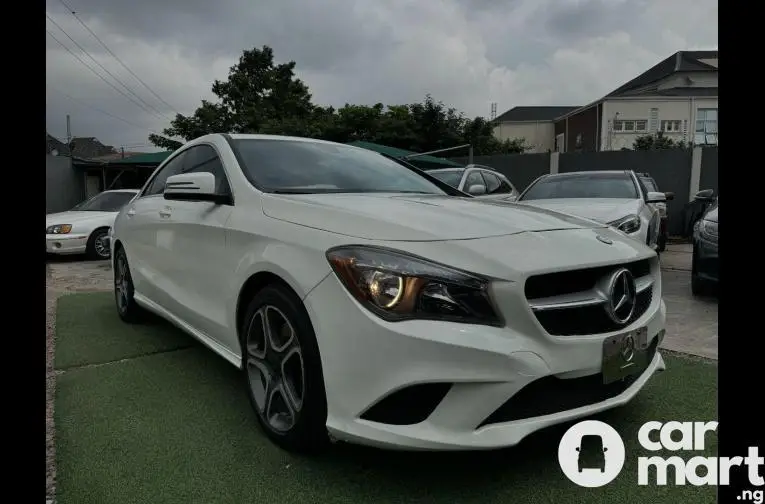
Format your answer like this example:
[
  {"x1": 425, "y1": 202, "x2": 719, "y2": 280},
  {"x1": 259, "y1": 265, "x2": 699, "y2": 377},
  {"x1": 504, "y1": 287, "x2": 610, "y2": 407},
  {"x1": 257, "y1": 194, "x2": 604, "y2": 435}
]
[
  {"x1": 464, "y1": 171, "x2": 486, "y2": 192},
  {"x1": 143, "y1": 152, "x2": 186, "y2": 196},
  {"x1": 497, "y1": 176, "x2": 515, "y2": 194},
  {"x1": 482, "y1": 172, "x2": 502, "y2": 194},
  {"x1": 182, "y1": 145, "x2": 231, "y2": 195}
]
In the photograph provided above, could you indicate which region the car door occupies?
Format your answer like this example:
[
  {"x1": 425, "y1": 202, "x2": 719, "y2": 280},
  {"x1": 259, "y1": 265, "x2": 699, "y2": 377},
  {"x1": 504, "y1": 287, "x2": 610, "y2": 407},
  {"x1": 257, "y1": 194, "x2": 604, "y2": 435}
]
[
  {"x1": 119, "y1": 151, "x2": 186, "y2": 305},
  {"x1": 160, "y1": 144, "x2": 235, "y2": 344}
]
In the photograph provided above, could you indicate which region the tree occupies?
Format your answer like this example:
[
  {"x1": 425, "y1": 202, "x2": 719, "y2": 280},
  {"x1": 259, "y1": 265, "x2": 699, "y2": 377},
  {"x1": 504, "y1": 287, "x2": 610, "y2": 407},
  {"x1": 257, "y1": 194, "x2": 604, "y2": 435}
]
[
  {"x1": 149, "y1": 46, "x2": 316, "y2": 148},
  {"x1": 149, "y1": 45, "x2": 530, "y2": 157},
  {"x1": 633, "y1": 131, "x2": 688, "y2": 150}
]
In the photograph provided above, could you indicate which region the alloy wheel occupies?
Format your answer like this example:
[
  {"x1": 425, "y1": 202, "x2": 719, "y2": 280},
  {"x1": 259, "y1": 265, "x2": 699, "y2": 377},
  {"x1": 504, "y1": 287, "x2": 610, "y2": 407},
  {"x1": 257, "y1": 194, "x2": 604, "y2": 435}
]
[
  {"x1": 114, "y1": 253, "x2": 130, "y2": 312},
  {"x1": 94, "y1": 233, "x2": 110, "y2": 259},
  {"x1": 245, "y1": 305, "x2": 306, "y2": 433}
]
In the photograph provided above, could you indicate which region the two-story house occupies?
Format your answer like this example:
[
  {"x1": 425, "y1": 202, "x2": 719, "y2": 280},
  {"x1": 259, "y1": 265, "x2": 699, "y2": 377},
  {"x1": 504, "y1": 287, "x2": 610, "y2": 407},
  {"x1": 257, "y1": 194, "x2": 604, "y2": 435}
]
[
  {"x1": 494, "y1": 51, "x2": 717, "y2": 152},
  {"x1": 553, "y1": 50, "x2": 717, "y2": 152}
]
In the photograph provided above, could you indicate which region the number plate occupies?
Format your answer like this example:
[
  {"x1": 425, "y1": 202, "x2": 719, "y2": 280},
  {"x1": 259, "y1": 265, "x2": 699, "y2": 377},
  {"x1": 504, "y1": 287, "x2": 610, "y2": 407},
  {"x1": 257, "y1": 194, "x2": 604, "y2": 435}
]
[{"x1": 602, "y1": 327, "x2": 649, "y2": 385}]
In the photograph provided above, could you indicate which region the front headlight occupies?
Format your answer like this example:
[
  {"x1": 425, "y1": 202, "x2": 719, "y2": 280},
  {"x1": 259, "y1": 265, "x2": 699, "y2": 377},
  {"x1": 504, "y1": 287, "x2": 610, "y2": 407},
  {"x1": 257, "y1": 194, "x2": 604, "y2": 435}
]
[
  {"x1": 699, "y1": 219, "x2": 718, "y2": 240},
  {"x1": 46, "y1": 224, "x2": 72, "y2": 234},
  {"x1": 326, "y1": 246, "x2": 501, "y2": 326},
  {"x1": 608, "y1": 214, "x2": 641, "y2": 234}
]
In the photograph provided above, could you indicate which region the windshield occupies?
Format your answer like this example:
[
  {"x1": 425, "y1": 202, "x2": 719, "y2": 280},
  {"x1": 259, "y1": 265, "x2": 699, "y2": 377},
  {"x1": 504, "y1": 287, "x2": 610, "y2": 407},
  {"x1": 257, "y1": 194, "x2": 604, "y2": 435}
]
[
  {"x1": 230, "y1": 139, "x2": 448, "y2": 195},
  {"x1": 520, "y1": 173, "x2": 638, "y2": 200},
  {"x1": 428, "y1": 169, "x2": 465, "y2": 188},
  {"x1": 71, "y1": 191, "x2": 136, "y2": 211},
  {"x1": 640, "y1": 177, "x2": 658, "y2": 192}
]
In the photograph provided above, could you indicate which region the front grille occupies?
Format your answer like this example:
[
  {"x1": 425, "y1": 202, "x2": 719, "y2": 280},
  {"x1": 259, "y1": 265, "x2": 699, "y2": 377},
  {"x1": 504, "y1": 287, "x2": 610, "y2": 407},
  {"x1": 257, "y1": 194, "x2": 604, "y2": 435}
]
[
  {"x1": 525, "y1": 259, "x2": 654, "y2": 336},
  {"x1": 525, "y1": 259, "x2": 651, "y2": 299},
  {"x1": 535, "y1": 289, "x2": 653, "y2": 336},
  {"x1": 478, "y1": 339, "x2": 658, "y2": 428}
]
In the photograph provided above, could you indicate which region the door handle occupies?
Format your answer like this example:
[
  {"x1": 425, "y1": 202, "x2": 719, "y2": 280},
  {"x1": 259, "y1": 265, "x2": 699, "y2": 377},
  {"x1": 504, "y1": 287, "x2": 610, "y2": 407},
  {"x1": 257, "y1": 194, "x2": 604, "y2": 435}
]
[
  {"x1": 159, "y1": 210, "x2": 172, "y2": 218},
  {"x1": 126, "y1": 209, "x2": 136, "y2": 217}
]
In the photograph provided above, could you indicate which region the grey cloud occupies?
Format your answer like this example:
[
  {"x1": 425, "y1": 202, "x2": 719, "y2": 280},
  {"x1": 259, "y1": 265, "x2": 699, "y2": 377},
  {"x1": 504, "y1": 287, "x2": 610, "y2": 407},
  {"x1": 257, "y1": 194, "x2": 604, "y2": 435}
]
[{"x1": 45, "y1": 0, "x2": 717, "y2": 149}]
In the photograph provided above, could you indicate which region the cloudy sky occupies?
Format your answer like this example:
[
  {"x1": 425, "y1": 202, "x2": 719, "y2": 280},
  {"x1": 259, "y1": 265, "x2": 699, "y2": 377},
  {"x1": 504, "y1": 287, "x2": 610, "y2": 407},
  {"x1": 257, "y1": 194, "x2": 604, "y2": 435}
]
[{"x1": 45, "y1": 0, "x2": 717, "y2": 152}]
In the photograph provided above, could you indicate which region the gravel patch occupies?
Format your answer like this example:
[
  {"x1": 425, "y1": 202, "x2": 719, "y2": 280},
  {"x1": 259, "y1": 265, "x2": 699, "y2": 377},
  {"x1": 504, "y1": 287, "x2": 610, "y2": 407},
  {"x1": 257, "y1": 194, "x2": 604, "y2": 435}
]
[{"x1": 46, "y1": 258, "x2": 113, "y2": 503}]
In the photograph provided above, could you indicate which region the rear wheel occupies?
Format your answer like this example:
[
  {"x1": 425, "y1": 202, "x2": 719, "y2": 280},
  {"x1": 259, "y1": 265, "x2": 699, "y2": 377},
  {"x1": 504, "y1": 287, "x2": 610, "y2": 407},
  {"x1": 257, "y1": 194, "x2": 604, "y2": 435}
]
[{"x1": 240, "y1": 283, "x2": 329, "y2": 453}]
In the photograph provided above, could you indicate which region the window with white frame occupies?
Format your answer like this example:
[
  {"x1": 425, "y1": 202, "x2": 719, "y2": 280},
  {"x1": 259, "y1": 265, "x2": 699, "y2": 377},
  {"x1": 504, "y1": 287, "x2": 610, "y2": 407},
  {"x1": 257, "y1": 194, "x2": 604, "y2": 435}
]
[
  {"x1": 661, "y1": 120, "x2": 682, "y2": 133},
  {"x1": 695, "y1": 108, "x2": 718, "y2": 145},
  {"x1": 613, "y1": 119, "x2": 648, "y2": 133}
]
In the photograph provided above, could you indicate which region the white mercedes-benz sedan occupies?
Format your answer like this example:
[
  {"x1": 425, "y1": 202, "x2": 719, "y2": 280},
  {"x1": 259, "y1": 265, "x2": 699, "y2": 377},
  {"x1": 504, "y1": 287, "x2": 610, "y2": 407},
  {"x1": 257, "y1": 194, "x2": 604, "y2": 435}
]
[
  {"x1": 111, "y1": 134, "x2": 666, "y2": 453},
  {"x1": 516, "y1": 171, "x2": 665, "y2": 250},
  {"x1": 46, "y1": 189, "x2": 138, "y2": 259}
]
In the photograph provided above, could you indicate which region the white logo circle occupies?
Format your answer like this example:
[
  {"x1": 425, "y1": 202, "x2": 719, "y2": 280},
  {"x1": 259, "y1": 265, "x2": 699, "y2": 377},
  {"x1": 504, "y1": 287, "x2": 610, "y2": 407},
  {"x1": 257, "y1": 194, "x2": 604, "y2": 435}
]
[{"x1": 558, "y1": 420, "x2": 626, "y2": 487}]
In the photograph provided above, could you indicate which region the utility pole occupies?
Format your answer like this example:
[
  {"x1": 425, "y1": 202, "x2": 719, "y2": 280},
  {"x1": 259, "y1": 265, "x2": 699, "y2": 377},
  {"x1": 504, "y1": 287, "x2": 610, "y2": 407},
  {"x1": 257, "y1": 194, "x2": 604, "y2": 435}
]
[
  {"x1": 65, "y1": 114, "x2": 72, "y2": 145},
  {"x1": 121, "y1": 146, "x2": 125, "y2": 159}
]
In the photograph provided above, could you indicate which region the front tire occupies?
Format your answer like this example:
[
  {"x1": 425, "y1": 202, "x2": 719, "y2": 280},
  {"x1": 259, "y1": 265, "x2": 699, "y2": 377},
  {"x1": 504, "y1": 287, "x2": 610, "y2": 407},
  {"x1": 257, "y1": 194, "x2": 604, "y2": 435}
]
[
  {"x1": 691, "y1": 248, "x2": 714, "y2": 297},
  {"x1": 86, "y1": 228, "x2": 111, "y2": 260},
  {"x1": 240, "y1": 284, "x2": 329, "y2": 453},
  {"x1": 113, "y1": 246, "x2": 145, "y2": 323}
]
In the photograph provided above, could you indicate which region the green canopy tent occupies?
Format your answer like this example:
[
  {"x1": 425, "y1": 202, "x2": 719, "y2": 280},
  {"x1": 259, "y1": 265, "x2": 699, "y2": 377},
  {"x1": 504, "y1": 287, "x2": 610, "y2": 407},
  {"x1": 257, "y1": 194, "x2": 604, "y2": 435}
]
[{"x1": 345, "y1": 141, "x2": 464, "y2": 169}]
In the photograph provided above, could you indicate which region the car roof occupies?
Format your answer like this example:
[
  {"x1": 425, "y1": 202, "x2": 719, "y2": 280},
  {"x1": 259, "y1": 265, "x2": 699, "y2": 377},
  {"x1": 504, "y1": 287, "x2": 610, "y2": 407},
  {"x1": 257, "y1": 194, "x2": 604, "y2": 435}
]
[
  {"x1": 104, "y1": 189, "x2": 139, "y2": 194},
  {"x1": 542, "y1": 170, "x2": 631, "y2": 179},
  {"x1": 428, "y1": 167, "x2": 466, "y2": 173}
]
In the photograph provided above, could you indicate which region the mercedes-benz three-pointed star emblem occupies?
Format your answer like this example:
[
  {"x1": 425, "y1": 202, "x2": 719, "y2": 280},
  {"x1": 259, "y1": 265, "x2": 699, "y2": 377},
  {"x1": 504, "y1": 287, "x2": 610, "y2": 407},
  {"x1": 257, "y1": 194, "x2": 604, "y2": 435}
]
[{"x1": 605, "y1": 268, "x2": 637, "y2": 325}]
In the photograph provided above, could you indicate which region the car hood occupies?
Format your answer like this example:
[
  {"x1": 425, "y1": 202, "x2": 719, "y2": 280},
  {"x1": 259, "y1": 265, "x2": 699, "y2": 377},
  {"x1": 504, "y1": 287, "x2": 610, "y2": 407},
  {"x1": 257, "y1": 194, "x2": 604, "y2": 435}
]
[
  {"x1": 261, "y1": 193, "x2": 605, "y2": 241},
  {"x1": 517, "y1": 198, "x2": 640, "y2": 224},
  {"x1": 45, "y1": 211, "x2": 116, "y2": 227}
]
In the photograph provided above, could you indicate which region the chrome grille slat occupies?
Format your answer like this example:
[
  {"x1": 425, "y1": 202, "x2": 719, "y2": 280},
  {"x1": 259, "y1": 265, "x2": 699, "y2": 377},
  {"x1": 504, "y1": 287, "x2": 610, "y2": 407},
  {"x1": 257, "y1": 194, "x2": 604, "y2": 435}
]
[
  {"x1": 529, "y1": 275, "x2": 654, "y2": 312},
  {"x1": 524, "y1": 259, "x2": 656, "y2": 336}
]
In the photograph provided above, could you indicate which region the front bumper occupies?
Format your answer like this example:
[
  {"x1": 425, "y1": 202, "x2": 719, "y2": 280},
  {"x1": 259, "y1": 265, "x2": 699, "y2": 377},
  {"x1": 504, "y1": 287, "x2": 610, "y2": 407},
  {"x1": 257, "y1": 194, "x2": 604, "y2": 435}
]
[
  {"x1": 304, "y1": 272, "x2": 667, "y2": 451},
  {"x1": 46, "y1": 233, "x2": 88, "y2": 255}
]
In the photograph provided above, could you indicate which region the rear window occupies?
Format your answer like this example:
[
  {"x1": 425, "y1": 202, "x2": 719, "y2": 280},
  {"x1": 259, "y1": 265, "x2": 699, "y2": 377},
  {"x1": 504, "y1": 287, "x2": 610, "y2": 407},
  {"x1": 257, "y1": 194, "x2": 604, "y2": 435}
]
[
  {"x1": 428, "y1": 169, "x2": 465, "y2": 189},
  {"x1": 520, "y1": 173, "x2": 638, "y2": 200}
]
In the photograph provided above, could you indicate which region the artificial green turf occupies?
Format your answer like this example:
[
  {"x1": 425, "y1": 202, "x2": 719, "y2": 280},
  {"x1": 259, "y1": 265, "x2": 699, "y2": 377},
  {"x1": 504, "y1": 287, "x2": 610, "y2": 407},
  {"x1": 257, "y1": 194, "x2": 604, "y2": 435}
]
[
  {"x1": 55, "y1": 347, "x2": 717, "y2": 503},
  {"x1": 54, "y1": 292, "x2": 193, "y2": 369}
]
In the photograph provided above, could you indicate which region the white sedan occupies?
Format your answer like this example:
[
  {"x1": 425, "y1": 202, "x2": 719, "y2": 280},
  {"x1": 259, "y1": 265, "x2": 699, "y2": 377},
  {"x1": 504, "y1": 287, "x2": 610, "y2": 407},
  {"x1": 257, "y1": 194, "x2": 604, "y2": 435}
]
[
  {"x1": 111, "y1": 134, "x2": 666, "y2": 453},
  {"x1": 516, "y1": 170, "x2": 664, "y2": 249},
  {"x1": 46, "y1": 189, "x2": 139, "y2": 260}
]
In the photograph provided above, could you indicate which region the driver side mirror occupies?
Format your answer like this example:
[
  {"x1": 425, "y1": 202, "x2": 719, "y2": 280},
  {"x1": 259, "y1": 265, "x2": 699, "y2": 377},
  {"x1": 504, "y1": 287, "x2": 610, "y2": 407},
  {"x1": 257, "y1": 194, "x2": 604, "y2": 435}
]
[
  {"x1": 575, "y1": 447, "x2": 580, "y2": 452},
  {"x1": 467, "y1": 184, "x2": 487, "y2": 196},
  {"x1": 694, "y1": 189, "x2": 715, "y2": 202},
  {"x1": 603, "y1": 447, "x2": 608, "y2": 452},
  {"x1": 164, "y1": 172, "x2": 232, "y2": 205},
  {"x1": 664, "y1": 191, "x2": 675, "y2": 201},
  {"x1": 646, "y1": 191, "x2": 667, "y2": 204}
]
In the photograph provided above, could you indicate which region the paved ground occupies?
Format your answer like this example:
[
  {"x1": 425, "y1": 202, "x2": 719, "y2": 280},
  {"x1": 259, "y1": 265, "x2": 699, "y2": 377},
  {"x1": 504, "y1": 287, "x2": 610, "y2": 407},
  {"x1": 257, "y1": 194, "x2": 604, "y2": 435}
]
[{"x1": 659, "y1": 244, "x2": 718, "y2": 360}]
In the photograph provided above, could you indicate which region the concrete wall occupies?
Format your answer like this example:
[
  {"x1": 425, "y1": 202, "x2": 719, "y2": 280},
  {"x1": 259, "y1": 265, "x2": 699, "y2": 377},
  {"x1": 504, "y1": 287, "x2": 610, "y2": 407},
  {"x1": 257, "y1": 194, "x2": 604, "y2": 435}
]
[
  {"x1": 492, "y1": 122, "x2": 556, "y2": 153},
  {"x1": 46, "y1": 155, "x2": 85, "y2": 214},
  {"x1": 601, "y1": 97, "x2": 718, "y2": 151},
  {"x1": 699, "y1": 146, "x2": 718, "y2": 195},
  {"x1": 451, "y1": 153, "x2": 551, "y2": 191}
]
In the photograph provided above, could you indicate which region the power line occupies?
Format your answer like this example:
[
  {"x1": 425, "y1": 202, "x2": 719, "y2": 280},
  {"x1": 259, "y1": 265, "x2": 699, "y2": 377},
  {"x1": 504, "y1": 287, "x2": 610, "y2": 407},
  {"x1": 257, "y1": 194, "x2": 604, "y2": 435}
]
[
  {"x1": 47, "y1": 29, "x2": 168, "y2": 122},
  {"x1": 46, "y1": 13, "x2": 171, "y2": 121},
  {"x1": 56, "y1": 0, "x2": 180, "y2": 116},
  {"x1": 48, "y1": 85, "x2": 161, "y2": 135}
]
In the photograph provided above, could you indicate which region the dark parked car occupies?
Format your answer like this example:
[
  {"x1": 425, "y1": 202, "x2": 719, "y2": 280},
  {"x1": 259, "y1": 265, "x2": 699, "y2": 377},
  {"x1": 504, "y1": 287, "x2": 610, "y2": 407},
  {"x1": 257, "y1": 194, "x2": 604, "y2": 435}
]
[
  {"x1": 636, "y1": 173, "x2": 674, "y2": 252},
  {"x1": 691, "y1": 189, "x2": 718, "y2": 296},
  {"x1": 577, "y1": 434, "x2": 607, "y2": 472}
]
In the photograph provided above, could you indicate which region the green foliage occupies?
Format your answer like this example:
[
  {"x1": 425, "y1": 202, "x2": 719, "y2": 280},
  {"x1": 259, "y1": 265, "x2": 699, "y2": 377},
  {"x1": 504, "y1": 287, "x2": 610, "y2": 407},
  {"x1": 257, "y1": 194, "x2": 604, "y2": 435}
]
[
  {"x1": 632, "y1": 131, "x2": 688, "y2": 151},
  {"x1": 150, "y1": 45, "x2": 528, "y2": 156}
]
